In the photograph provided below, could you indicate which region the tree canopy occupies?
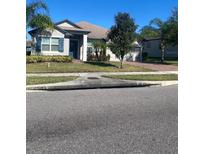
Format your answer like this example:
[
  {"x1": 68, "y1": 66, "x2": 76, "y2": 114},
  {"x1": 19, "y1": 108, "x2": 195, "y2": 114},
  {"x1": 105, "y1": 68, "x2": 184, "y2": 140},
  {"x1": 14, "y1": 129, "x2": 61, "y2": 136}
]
[
  {"x1": 137, "y1": 7, "x2": 178, "y2": 62},
  {"x1": 92, "y1": 40, "x2": 107, "y2": 61},
  {"x1": 26, "y1": 0, "x2": 53, "y2": 32},
  {"x1": 108, "y1": 12, "x2": 138, "y2": 68}
]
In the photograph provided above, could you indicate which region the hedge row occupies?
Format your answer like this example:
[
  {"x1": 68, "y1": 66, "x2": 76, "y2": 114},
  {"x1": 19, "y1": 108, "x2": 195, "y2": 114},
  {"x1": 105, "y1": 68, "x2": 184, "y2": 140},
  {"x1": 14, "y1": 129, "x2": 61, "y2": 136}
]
[{"x1": 26, "y1": 56, "x2": 73, "y2": 63}]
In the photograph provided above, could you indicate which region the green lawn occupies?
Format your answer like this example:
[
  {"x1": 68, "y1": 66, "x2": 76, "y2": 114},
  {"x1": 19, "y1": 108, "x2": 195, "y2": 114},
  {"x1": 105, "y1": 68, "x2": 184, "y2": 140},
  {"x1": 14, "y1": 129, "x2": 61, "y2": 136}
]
[
  {"x1": 103, "y1": 74, "x2": 178, "y2": 81},
  {"x1": 27, "y1": 61, "x2": 153, "y2": 73},
  {"x1": 26, "y1": 76, "x2": 78, "y2": 85}
]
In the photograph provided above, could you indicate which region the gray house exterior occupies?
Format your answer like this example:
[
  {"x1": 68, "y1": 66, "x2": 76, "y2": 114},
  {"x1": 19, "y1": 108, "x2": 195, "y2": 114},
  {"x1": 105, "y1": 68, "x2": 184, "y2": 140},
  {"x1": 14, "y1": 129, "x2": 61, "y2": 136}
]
[
  {"x1": 142, "y1": 38, "x2": 178, "y2": 58},
  {"x1": 29, "y1": 19, "x2": 142, "y2": 62},
  {"x1": 29, "y1": 19, "x2": 90, "y2": 61}
]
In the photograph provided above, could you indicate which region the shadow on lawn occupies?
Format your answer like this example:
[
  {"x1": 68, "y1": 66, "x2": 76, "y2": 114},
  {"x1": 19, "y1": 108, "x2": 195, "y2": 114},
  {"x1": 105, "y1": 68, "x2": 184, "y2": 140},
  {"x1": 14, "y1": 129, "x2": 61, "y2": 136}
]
[
  {"x1": 85, "y1": 61, "x2": 119, "y2": 68},
  {"x1": 142, "y1": 58, "x2": 178, "y2": 65},
  {"x1": 142, "y1": 61, "x2": 178, "y2": 66}
]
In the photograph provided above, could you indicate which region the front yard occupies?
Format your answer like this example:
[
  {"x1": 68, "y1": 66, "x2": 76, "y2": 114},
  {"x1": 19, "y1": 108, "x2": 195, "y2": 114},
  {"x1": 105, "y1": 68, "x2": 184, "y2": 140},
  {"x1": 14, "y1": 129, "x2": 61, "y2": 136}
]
[
  {"x1": 27, "y1": 61, "x2": 153, "y2": 73},
  {"x1": 26, "y1": 76, "x2": 78, "y2": 85},
  {"x1": 103, "y1": 74, "x2": 178, "y2": 81}
]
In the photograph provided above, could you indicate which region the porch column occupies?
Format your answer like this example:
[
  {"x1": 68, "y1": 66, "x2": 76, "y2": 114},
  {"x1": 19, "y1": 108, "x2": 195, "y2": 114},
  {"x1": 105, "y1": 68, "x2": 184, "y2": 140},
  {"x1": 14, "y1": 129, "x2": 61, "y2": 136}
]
[{"x1": 82, "y1": 34, "x2": 87, "y2": 61}]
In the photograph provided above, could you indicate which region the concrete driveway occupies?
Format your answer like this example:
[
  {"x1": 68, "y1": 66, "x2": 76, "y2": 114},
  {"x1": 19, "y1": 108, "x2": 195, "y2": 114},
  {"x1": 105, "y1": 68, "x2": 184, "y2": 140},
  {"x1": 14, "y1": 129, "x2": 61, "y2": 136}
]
[{"x1": 126, "y1": 62, "x2": 178, "y2": 71}]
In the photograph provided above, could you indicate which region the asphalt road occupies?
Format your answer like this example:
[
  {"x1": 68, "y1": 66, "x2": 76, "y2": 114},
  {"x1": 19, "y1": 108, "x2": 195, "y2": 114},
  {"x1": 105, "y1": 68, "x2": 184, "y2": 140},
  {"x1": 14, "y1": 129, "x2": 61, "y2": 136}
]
[{"x1": 27, "y1": 85, "x2": 178, "y2": 154}]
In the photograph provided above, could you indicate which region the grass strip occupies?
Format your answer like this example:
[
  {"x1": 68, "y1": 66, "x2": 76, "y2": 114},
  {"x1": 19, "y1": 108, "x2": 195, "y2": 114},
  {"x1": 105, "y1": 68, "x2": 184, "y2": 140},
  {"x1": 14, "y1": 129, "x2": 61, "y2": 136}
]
[
  {"x1": 27, "y1": 76, "x2": 78, "y2": 85},
  {"x1": 102, "y1": 74, "x2": 178, "y2": 81}
]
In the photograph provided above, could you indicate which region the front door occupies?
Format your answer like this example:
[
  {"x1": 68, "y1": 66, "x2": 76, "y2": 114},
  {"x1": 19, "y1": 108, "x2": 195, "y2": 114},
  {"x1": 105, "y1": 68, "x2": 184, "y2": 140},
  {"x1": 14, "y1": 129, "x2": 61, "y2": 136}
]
[{"x1": 69, "y1": 40, "x2": 78, "y2": 59}]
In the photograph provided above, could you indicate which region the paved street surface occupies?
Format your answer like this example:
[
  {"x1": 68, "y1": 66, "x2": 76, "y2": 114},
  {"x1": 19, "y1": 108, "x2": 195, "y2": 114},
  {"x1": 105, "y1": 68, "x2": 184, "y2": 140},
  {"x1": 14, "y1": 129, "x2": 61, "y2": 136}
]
[{"x1": 27, "y1": 85, "x2": 178, "y2": 154}]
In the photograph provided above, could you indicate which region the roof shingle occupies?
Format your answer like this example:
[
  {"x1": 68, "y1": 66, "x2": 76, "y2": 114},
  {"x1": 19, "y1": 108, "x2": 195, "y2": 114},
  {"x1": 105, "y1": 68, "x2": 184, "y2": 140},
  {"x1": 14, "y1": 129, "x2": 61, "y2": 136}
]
[{"x1": 76, "y1": 21, "x2": 109, "y2": 39}]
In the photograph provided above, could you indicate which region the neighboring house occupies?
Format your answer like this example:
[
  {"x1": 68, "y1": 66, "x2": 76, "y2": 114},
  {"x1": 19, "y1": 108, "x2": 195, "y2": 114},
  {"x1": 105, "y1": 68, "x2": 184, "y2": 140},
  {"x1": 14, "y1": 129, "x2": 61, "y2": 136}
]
[
  {"x1": 124, "y1": 42, "x2": 142, "y2": 61},
  {"x1": 142, "y1": 38, "x2": 178, "y2": 58},
  {"x1": 28, "y1": 19, "x2": 141, "y2": 61}
]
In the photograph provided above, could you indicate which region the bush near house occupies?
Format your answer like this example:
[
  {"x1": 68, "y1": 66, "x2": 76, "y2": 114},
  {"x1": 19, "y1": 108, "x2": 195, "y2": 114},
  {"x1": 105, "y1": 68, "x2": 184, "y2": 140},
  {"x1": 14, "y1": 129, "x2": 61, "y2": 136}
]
[
  {"x1": 26, "y1": 56, "x2": 73, "y2": 63},
  {"x1": 142, "y1": 52, "x2": 148, "y2": 61},
  {"x1": 87, "y1": 54, "x2": 110, "y2": 61}
]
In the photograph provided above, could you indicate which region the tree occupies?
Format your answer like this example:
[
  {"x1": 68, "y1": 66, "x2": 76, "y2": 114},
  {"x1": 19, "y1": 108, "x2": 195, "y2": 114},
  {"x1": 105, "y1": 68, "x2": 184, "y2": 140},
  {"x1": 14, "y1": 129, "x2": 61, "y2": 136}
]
[
  {"x1": 149, "y1": 18, "x2": 168, "y2": 62},
  {"x1": 164, "y1": 7, "x2": 178, "y2": 46},
  {"x1": 138, "y1": 8, "x2": 178, "y2": 63},
  {"x1": 92, "y1": 40, "x2": 107, "y2": 61},
  {"x1": 108, "y1": 12, "x2": 137, "y2": 68},
  {"x1": 26, "y1": 0, "x2": 53, "y2": 33}
]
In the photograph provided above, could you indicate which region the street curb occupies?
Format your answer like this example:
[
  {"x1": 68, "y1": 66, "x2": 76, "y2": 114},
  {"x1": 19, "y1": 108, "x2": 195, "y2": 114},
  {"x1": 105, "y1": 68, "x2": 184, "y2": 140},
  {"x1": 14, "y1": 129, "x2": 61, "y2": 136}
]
[
  {"x1": 26, "y1": 80, "x2": 178, "y2": 91},
  {"x1": 26, "y1": 82, "x2": 157, "y2": 91}
]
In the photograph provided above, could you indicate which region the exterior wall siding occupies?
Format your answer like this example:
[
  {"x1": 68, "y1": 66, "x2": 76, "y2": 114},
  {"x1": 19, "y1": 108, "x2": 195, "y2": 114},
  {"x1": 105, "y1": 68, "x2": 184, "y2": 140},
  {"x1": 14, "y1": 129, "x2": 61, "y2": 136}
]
[
  {"x1": 32, "y1": 29, "x2": 69, "y2": 56},
  {"x1": 143, "y1": 39, "x2": 178, "y2": 58},
  {"x1": 57, "y1": 22, "x2": 74, "y2": 28}
]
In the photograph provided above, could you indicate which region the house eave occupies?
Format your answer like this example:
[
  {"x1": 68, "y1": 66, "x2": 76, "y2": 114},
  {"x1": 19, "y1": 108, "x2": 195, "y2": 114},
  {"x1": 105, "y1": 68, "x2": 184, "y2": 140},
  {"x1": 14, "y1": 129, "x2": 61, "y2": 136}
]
[
  {"x1": 28, "y1": 26, "x2": 73, "y2": 37},
  {"x1": 55, "y1": 19, "x2": 83, "y2": 29}
]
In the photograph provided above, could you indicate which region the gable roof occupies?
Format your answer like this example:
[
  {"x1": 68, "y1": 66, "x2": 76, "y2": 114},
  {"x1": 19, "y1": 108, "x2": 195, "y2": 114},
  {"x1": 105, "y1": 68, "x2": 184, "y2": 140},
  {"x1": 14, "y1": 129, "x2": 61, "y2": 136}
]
[
  {"x1": 55, "y1": 19, "x2": 82, "y2": 29},
  {"x1": 29, "y1": 20, "x2": 110, "y2": 37},
  {"x1": 28, "y1": 25, "x2": 72, "y2": 37},
  {"x1": 55, "y1": 19, "x2": 90, "y2": 34},
  {"x1": 76, "y1": 21, "x2": 109, "y2": 39}
]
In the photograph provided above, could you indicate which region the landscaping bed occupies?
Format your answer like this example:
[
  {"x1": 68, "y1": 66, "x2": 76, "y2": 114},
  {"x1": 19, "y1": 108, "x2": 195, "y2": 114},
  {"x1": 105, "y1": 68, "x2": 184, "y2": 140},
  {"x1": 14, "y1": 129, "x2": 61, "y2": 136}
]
[
  {"x1": 26, "y1": 55, "x2": 73, "y2": 63},
  {"x1": 103, "y1": 74, "x2": 178, "y2": 81},
  {"x1": 27, "y1": 61, "x2": 153, "y2": 73},
  {"x1": 26, "y1": 76, "x2": 78, "y2": 85}
]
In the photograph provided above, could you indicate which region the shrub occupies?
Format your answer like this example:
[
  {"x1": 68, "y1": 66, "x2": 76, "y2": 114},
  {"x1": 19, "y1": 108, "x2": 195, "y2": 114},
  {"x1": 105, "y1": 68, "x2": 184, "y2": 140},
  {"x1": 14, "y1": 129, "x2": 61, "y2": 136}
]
[
  {"x1": 26, "y1": 51, "x2": 31, "y2": 56},
  {"x1": 87, "y1": 54, "x2": 96, "y2": 61},
  {"x1": 142, "y1": 52, "x2": 148, "y2": 61},
  {"x1": 87, "y1": 54, "x2": 110, "y2": 61},
  {"x1": 26, "y1": 56, "x2": 73, "y2": 63},
  {"x1": 99, "y1": 54, "x2": 110, "y2": 61}
]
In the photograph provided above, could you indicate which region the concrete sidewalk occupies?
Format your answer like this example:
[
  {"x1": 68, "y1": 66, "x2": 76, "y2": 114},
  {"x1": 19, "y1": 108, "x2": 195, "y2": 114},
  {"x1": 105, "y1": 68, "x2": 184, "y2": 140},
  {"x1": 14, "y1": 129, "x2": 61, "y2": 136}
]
[
  {"x1": 26, "y1": 73, "x2": 178, "y2": 91},
  {"x1": 27, "y1": 71, "x2": 178, "y2": 77}
]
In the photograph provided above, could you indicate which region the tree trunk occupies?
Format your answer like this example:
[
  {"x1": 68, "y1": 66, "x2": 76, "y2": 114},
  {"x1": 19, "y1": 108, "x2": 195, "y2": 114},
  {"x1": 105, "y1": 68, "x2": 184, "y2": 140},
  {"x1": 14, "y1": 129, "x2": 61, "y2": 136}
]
[
  {"x1": 160, "y1": 43, "x2": 165, "y2": 63},
  {"x1": 120, "y1": 59, "x2": 123, "y2": 69},
  {"x1": 95, "y1": 49, "x2": 99, "y2": 61}
]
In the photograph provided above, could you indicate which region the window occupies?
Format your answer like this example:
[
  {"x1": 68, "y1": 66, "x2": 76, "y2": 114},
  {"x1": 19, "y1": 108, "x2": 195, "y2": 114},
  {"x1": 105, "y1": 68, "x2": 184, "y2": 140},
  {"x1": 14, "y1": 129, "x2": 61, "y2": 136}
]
[
  {"x1": 41, "y1": 37, "x2": 50, "y2": 51},
  {"x1": 41, "y1": 37, "x2": 61, "y2": 51},
  {"x1": 51, "y1": 38, "x2": 60, "y2": 51}
]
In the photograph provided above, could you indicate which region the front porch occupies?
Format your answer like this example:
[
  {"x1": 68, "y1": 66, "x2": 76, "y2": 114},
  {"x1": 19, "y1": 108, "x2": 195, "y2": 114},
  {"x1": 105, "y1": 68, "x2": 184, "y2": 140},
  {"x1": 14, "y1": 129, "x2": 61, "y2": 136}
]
[{"x1": 67, "y1": 34, "x2": 88, "y2": 61}]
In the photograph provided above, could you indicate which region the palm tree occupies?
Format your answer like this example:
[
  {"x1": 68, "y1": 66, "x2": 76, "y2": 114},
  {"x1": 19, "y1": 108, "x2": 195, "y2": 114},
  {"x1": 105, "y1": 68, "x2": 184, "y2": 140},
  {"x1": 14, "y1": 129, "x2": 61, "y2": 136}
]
[
  {"x1": 149, "y1": 18, "x2": 167, "y2": 62},
  {"x1": 92, "y1": 41, "x2": 107, "y2": 61},
  {"x1": 26, "y1": 0, "x2": 53, "y2": 33},
  {"x1": 139, "y1": 8, "x2": 178, "y2": 63},
  {"x1": 139, "y1": 18, "x2": 168, "y2": 62}
]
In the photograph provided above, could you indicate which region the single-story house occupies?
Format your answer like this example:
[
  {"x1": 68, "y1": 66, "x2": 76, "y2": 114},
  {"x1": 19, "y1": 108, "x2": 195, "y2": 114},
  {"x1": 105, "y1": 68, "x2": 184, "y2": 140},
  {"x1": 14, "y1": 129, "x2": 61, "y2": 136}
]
[
  {"x1": 142, "y1": 38, "x2": 178, "y2": 58},
  {"x1": 28, "y1": 19, "x2": 141, "y2": 61}
]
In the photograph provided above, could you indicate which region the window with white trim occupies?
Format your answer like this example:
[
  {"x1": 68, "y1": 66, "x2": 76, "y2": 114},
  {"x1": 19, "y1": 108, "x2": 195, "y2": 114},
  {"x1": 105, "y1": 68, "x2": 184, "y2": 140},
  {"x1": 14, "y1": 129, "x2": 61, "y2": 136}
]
[
  {"x1": 51, "y1": 38, "x2": 60, "y2": 51},
  {"x1": 41, "y1": 37, "x2": 50, "y2": 51},
  {"x1": 41, "y1": 37, "x2": 60, "y2": 51}
]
